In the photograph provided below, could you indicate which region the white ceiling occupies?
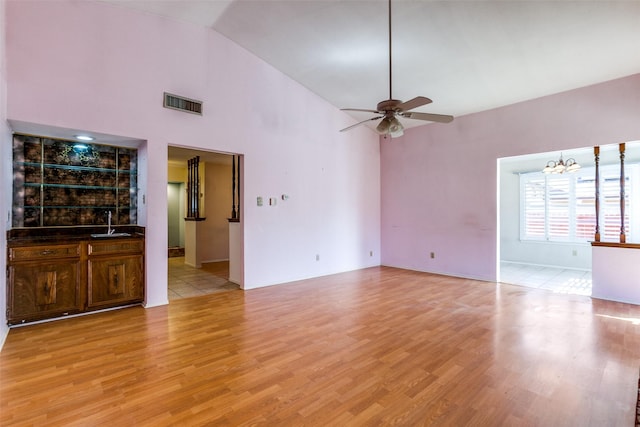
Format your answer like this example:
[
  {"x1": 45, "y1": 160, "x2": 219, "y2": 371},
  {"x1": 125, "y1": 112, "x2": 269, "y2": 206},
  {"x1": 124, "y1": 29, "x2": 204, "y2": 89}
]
[{"x1": 100, "y1": 0, "x2": 640, "y2": 132}]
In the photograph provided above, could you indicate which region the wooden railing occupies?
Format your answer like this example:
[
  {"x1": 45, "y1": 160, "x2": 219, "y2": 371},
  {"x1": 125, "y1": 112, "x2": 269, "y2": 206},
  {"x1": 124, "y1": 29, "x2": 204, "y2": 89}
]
[
  {"x1": 594, "y1": 146, "x2": 601, "y2": 242},
  {"x1": 186, "y1": 156, "x2": 203, "y2": 220},
  {"x1": 229, "y1": 155, "x2": 240, "y2": 223},
  {"x1": 619, "y1": 143, "x2": 626, "y2": 243},
  {"x1": 593, "y1": 143, "x2": 627, "y2": 245}
]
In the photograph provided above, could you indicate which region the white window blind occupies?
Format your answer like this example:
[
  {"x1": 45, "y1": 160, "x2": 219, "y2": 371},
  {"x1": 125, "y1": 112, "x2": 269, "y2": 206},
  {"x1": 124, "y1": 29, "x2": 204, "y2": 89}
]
[
  {"x1": 523, "y1": 177, "x2": 545, "y2": 238},
  {"x1": 575, "y1": 176, "x2": 596, "y2": 240},
  {"x1": 547, "y1": 176, "x2": 570, "y2": 240},
  {"x1": 520, "y1": 165, "x2": 636, "y2": 243},
  {"x1": 600, "y1": 174, "x2": 630, "y2": 241}
]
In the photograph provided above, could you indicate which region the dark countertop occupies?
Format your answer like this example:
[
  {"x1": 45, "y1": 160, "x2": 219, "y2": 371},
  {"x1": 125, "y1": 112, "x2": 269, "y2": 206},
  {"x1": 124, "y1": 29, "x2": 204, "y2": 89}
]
[{"x1": 7, "y1": 226, "x2": 145, "y2": 244}]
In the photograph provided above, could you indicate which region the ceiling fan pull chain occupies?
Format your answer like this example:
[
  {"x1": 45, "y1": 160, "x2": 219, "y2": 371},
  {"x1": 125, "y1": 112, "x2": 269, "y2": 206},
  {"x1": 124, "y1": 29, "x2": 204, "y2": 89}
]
[
  {"x1": 388, "y1": 0, "x2": 392, "y2": 101},
  {"x1": 338, "y1": 0, "x2": 454, "y2": 135}
]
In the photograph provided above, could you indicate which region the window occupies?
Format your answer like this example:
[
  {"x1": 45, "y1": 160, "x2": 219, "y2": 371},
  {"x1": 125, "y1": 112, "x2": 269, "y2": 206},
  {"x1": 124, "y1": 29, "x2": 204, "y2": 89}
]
[{"x1": 520, "y1": 164, "x2": 636, "y2": 243}]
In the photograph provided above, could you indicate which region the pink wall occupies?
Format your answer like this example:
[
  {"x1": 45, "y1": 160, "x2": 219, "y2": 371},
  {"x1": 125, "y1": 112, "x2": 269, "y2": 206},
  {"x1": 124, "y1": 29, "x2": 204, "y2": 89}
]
[
  {"x1": 3, "y1": 0, "x2": 381, "y2": 317},
  {"x1": 382, "y1": 74, "x2": 640, "y2": 281}
]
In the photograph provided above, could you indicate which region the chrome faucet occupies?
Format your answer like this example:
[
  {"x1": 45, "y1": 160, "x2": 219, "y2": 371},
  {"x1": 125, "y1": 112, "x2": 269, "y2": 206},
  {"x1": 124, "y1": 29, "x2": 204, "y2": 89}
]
[{"x1": 107, "y1": 211, "x2": 114, "y2": 235}]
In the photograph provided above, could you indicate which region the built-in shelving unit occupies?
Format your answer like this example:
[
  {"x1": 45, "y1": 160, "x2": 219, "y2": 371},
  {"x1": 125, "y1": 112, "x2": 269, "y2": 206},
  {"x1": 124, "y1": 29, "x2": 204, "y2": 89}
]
[
  {"x1": 6, "y1": 230, "x2": 145, "y2": 325},
  {"x1": 12, "y1": 134, "x2": 138, "y2": 227}
]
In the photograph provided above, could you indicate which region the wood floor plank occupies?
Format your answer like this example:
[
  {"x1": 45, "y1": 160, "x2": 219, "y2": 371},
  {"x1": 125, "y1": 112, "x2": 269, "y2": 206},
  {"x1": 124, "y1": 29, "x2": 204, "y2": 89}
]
[{"x1": 2, "y1": 266, "x2": 640, "y2": 425}]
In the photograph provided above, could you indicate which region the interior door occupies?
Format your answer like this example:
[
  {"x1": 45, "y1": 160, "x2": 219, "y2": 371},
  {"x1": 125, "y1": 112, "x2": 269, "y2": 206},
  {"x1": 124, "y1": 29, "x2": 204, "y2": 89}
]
[{"x1": 167, "y1": 182, "x2": 182, "y2": 248}]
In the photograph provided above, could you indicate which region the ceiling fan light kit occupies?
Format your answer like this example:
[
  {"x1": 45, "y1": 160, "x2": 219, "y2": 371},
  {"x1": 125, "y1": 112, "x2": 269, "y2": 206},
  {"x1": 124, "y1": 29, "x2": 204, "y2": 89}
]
[
  {"x1": 339, "y1": 0, "x2": 453, "y2": 138},
  {"x1": 376, "y1": 116, "x2": 404, "y2": 135},
  {"x1": 376, "y1": 117, "x2": 391, "y2": 134}
]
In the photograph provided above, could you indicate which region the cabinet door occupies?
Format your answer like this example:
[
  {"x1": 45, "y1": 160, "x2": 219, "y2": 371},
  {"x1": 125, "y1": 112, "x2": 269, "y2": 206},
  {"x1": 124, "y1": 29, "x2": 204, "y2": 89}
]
[
  {"x1": 88, "y1": 255, "x2": 143, "y2": 308},
  {"x1": 8, "y1": 260, "x2": 82, "y2": 323}
]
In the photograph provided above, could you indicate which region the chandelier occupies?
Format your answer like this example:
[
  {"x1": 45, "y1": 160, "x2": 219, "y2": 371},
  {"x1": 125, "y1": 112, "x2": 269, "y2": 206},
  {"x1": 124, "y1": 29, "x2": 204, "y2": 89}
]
[{"x1": 542, "y1": 153, "x2": 580, "y2": 174}]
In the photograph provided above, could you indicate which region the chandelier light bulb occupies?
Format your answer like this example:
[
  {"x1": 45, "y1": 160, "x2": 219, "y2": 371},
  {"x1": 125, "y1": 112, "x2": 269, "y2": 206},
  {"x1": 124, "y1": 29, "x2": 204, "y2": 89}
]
[{"x1": 542, "y1": 153, "x2": 580, "y2": 174}]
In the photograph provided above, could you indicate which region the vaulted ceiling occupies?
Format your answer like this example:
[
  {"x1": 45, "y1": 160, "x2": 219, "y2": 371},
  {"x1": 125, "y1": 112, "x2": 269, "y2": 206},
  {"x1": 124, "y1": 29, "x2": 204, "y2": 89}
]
[{"x1": 102, "y1": 0, "x2": 640, "y2": 131}]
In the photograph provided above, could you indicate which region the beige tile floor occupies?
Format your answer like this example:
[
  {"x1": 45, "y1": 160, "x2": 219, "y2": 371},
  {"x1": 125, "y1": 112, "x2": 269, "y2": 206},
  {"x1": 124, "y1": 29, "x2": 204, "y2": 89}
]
[
  {"x1": 500, "y1": 261, "x2": 592, "y2": 296},
  {"x1": 168, "y1": 257, "x2": 240, "y2": 300}
]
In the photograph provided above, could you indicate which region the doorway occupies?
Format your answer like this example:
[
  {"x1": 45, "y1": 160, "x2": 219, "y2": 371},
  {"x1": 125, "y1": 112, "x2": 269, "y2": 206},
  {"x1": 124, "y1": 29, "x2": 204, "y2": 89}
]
[
  {"x1": 167, "y1": 146, "x2": 243, "y2": 297},
  {"x1": 167, "y1": 182, "x2": 185, "y2": 256},
  {"x1": 498, "y1": 148, "x2": 593, "y2": 296}
]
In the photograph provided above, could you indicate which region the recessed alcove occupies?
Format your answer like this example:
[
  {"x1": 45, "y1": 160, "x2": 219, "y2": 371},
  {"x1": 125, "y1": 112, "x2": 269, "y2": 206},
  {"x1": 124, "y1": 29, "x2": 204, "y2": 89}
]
[{"x1": 12, "y1": 133, "x2": 138, "y2": 228}]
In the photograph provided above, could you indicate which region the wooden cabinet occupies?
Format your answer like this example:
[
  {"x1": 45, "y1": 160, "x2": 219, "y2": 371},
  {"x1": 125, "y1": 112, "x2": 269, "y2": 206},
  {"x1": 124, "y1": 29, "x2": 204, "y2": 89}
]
[
  {"x1": 7, "y1": 244, "x2": 82, "y2": 324},
  {"x1": 88, "y1": 240, "x2": 144, "y2": 308},
  {"x1": 7, "y1": 236, "x2": 144, "y2": 325}
]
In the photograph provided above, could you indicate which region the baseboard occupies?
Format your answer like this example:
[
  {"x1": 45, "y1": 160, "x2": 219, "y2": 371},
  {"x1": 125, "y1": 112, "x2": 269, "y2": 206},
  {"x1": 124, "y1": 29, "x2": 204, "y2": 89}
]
[
  {"x1": 201, "y1": 258, "x2": 229, "y2": 264},
  {"x1": 0, "y1": 325, "x2": 8, "y2": 352},
  {"x1": 7, "y1": 304, "x2": 142, "y2": 330},
  {"x1": 381, "y1": 263, "x2": 494, "y2": 283}
]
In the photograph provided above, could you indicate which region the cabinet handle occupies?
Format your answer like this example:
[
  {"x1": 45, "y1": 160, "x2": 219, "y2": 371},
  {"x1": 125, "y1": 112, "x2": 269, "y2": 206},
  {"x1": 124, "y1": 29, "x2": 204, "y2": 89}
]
[{"x1": 40, "y1": 250, "x2": 54, "y2": 256}]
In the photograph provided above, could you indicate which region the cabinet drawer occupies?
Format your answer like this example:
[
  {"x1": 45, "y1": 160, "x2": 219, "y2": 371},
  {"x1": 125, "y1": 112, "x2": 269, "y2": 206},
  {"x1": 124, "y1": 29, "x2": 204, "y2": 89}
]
[
  {"x1": 9, "y1": 244, "x2": 81, "y2": 261},
  {"x1": 88, "y1": 239, "x2": 143, "y2": 256}
]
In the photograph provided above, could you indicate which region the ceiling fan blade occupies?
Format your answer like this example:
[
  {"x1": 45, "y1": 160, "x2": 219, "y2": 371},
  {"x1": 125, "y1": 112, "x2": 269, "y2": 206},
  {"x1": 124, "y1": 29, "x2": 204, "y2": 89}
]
[
  {"x1": 339, "y1": 116, "x2": 384, "y2": 132},
  {"x1": 396, "y1": 96, "x2": 432, "y2": 112},
  {"x1": 401, "y1": 111, "x2": 454, "y2": 123},
  {"x1": 341, "y1": 108, "x2": 381, "y2": 114}
]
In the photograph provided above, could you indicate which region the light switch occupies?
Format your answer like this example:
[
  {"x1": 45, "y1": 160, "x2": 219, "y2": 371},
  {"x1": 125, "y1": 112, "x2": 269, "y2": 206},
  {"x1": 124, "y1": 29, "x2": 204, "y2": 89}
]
[
  {"x1": 269, "y1": 197, "x2": 277, "y2": 206},
  {"x1": 257, "y1": 196, "x2": 263, "y2": 206}
]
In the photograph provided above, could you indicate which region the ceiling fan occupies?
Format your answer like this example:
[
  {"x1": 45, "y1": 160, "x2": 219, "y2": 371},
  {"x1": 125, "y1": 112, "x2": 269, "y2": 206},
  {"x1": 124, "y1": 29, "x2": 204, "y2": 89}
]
[{"x1": 339, "y1": 0, "x2": 453, "y2": 138}]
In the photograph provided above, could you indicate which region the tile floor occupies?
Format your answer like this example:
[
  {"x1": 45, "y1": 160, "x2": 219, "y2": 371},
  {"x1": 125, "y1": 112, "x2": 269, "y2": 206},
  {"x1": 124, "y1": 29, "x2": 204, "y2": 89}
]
[
  {"x1": 168, "y1": 257, "x2": 240, "y2": 300},
  {"x1": 500, "y1": 261, "x2": 592, "y2": 296}
]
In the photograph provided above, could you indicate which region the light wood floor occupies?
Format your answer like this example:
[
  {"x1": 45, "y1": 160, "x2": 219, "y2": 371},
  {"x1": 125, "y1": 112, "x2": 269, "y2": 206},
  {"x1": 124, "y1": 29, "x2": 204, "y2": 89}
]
[{"x1": 2, "y1": 266, "x2": 640, "y2": 425}]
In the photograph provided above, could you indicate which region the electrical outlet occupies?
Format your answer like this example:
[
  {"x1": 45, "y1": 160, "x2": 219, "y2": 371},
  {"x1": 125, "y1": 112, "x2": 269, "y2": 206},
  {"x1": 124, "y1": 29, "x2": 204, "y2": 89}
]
[
  {"x1": 430, "y1": 252, "x2": 435, "y2": 259},
  {"x1": 369, "y1": 250, "x2": 373, "y2": 257},
  {"x1": 572, "y1": 249, "x2": 577, "y2": 256},
  {"x1": 316, "y1": 254, "x2": 320, "y2": 261},
  {"x1": 257, "y1": 196, "x2": 263, "y2": 206}
]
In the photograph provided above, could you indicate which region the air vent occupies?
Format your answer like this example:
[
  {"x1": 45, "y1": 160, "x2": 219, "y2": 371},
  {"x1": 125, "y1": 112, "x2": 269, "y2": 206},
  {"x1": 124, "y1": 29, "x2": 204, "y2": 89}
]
[{"x1": 163, "y1": 92, "x2": 203, "y2": 115}]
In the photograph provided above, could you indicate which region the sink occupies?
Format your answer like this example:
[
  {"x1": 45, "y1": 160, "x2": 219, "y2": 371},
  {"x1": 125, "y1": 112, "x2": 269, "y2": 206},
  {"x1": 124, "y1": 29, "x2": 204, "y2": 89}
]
[{"x1": 90, "y1": 232, "x2": 131, "y2": 238}]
